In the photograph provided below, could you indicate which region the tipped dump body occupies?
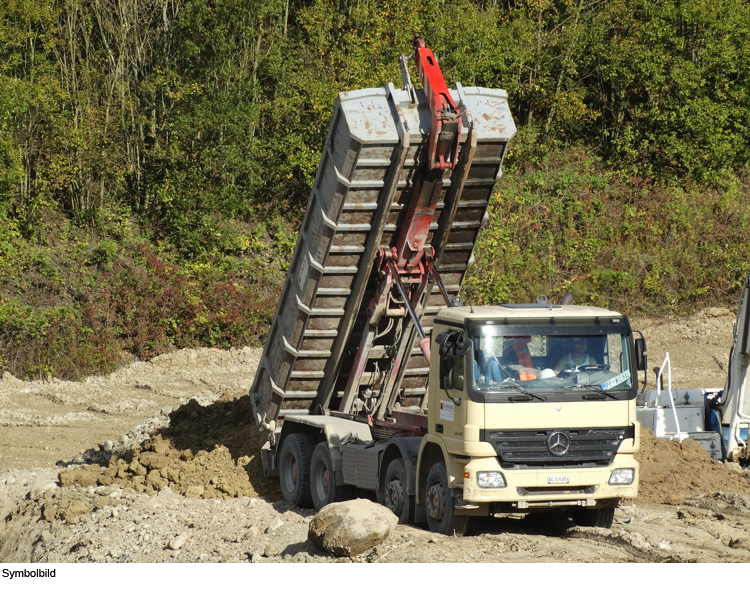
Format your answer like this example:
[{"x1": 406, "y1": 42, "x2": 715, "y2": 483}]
[{"x1": 251, "y1": 82, "x2": 516, "y2": 431}]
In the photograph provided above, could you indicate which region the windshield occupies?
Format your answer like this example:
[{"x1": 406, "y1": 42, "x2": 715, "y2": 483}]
[{"x1": 471, "y1": 324, "x2": 633, "y2": 394}]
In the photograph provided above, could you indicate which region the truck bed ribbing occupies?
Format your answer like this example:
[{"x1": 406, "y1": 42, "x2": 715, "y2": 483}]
[{"x1": 251, "y1": 76, "x2": 515, "y2": 433}]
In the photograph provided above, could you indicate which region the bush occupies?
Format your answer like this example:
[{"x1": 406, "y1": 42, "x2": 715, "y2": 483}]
[
  {"x1": 467, "y1": 147, "x2": 750, "y2": 314},
  {"x1": 87, "y1": 243, "x2": 277, "y2": 360},
  {"x1": 0, "y1": 299, "x2": 119, "y2": 379}
]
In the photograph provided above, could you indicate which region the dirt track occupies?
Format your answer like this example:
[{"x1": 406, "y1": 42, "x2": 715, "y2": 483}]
[{"x1": 2, "y1": 307, "x2": 750, "y2": 563}]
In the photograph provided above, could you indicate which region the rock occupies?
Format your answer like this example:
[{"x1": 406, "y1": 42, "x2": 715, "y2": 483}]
[
  {"x1": 308, "y1": 499, "x2": 398, "y2": 557},
  {"x1": 59, "y1": 465, "x2": 100, "y2": 489},
  {"x1": 103, "y1": 440, "x2": 114, "y2": 452},
  {"x1": 30, "y1": 480, "x2": 58, "y2": 499},
  {"x1": 265, "y1": 519, "x2": 284, "y2": 533},
  {"x1": 139, "y1": 452, "x2": 168, "y2": 470},
  {"x1": 62, "y1": 500, "x2": 92, "y2": 524},
  {"x1": 185, "y1": 485, "x2": 204, "y2": 499},
  {"x1": 168, "y1": 534, "x2": 188, "y2": 550},
  {"x1": 95, "y1": 484, "x2": 121, "y2": 496},
  {"x1": 621, "y1": 531, "x2": 651, "y2": 552},
  {"x1": 145, "y1": 470, "x2": 167, "y2": 491}
]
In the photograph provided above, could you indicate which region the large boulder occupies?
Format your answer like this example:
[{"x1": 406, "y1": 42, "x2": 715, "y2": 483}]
[{"x1": 308, "y1": 499, "x2": 398, "y2": 557}]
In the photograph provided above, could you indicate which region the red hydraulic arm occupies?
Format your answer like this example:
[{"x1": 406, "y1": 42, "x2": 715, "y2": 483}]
[
  {"x1": 337, "y1": 37, "x2": 466, "y2": 420},
  {"x1": 413, "y1": 37, "x2": 463, "y2": 171}
]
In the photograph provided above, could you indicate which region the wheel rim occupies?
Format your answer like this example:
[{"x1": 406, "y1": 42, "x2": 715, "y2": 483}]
[
  {"x1": 385, "y1": 478, "x2": 404, "y2": 515},
  {"x1": 282, "y1": 451, "x2": 298, "y2": 494},
  {"x1": 313, "y1": 460, "x2": 329, "y2": 501},
  {"x1": 426, "y1": 482, "x2": 445, "y2": 520}
]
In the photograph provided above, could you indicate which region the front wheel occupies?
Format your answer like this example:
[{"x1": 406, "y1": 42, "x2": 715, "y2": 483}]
[
  {"x1": 310, "y1": 442, "x2": 352, "y2": 511},
  {"x1": 424, "y1": 462, "x2": 468, "y2": 536},
  {"x1": 572, "y1": 506, "x2": 615, "y2": 528}
]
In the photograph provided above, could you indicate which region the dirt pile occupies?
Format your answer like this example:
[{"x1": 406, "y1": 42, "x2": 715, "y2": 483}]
[
  {"x1": 636, "y1": 428, "x2": 750, "y2": 504},
  {"x1": 55, "y1": 398, "x2": 750, "y2": 510},
  {"x1": 58, "y1": 393, "x2": 281, "y2": 501}
]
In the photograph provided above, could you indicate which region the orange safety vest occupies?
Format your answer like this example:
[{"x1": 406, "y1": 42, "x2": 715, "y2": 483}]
[{"x1": 511, "y1": 337, "x2": 536, "y2": 381}]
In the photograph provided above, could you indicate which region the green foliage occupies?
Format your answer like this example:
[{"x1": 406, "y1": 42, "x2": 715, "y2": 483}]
[
  {"x1": 467, "y1": 147, "x2": 750, "y2": 313},
  {"x1": 87, "y1": 242, "x2": 277, "y2": 359},
  {"x1": 586, "y1": 0, "x2": 750, "y2": 179},
  {"x1": 1, "y1": 0, "x2": 750, "y2": 378},
  {"x1": 0, "y1": 298, "x2": 120, "y2": 379}
]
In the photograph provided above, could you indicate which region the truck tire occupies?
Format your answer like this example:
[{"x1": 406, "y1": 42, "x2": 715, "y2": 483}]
[
  {"x1": 279, "y1": 433, "x2": 315, "y2": 508},
  {"x1": 572, "y1": 506, "x2": 615, "y2": 528},
  {"x1": 383, "y1": 458, "x2": 413, "y2": 524},
  {"x1": 424, "y1": 462, "x2": 468, "y2": 536},
  {"x1": 310, "y1": 442, "x2": 352, "y2": 511}
]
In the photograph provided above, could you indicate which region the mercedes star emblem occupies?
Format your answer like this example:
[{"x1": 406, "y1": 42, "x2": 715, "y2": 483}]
[{"x1": 547, "y1": 431, "x2": 571, "y2": 456}]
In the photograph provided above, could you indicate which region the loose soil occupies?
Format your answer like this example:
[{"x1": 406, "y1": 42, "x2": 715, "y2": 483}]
[{"x1": 2, "y1": 307, "x2": 750, "y2": 563}]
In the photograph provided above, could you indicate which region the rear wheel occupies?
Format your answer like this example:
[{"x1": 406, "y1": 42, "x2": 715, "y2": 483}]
[
  {"x1": 424, "y1": 462, "x2": 468, "y2": 536},
  {"x1": 279, "y1": 433, "x2": 315, "y2": 508},
  {"x1": 383, "y1": 458, "x2": 413, "y2": 524},
  {"x1": 310, "y1": 442, "x2": 352, "y2": 511},
  {"x1": 572, "y1": 506, "x2": 615, "y2": 528}
]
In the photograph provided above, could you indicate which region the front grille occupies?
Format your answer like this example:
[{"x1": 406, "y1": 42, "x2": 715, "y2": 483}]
[
  {"x1": 517, "y1": 485, "x2": 597, "y2": 496},
  {"x1": 481, "y1": 427, "x2": 633, "y2": 468}
]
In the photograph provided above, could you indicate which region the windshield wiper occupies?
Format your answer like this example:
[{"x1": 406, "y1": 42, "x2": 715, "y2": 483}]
[
  {"x1": 497, "y1": 382, "x2": 547, "y2": 402},
  {"x1": 572, "y1": 385, "x2": 619, "y2": 400}
]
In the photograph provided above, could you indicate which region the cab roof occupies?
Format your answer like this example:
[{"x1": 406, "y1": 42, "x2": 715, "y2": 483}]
[{"x1": 436, "y1": 304, "x2": 623, "y2": 323}]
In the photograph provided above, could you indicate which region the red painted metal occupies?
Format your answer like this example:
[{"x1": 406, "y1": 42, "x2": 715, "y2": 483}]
[
  {"x1": 340, "y1": 38, "x2": 459, "y2": 415},
  {"x1": 394, "y1": 174, "x2": 442, "y2": 270},
  {"x1": 413, "y1": 36, "x2": 462, "y2": 171}
]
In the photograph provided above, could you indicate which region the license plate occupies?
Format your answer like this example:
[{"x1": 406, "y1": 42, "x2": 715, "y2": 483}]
[{"x1": 547, "y1": 475, "x2": 570, "y2": 484}]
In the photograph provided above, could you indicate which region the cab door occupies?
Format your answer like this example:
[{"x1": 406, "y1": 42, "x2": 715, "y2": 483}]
[{"x1": 433, "y1": 327, "x2": 470, "y2": 452}]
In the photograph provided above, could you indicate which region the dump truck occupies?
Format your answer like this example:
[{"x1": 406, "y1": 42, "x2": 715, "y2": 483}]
[{"x1": 249, "y1": 38, "x2": 646, "y2": 535}]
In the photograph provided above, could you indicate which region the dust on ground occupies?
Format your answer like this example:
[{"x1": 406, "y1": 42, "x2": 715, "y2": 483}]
[{"x1": 1, "y1": 307, "x2": 750, "y2": 563}]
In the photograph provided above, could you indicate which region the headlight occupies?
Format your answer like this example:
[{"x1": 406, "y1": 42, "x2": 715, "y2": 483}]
[
  {"x1": 609, "y1": 468, "x2": 635, "y2": 485},
  {"x1": 477, "y1": 471, "x2": 506, "y2": 488}
]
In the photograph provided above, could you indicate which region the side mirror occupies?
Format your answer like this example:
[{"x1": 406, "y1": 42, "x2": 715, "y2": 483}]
[{"x1": 635, "y1": 337, "x2": 647, "y2": 371}]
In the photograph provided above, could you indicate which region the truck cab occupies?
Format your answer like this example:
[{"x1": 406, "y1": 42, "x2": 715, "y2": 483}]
[{"x1": 416, "y1": 302, "x2": 641, "y2": 533}]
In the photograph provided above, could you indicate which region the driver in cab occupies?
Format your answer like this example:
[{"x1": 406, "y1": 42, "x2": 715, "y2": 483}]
[{"x1": 553, "y1": 337, "x2": 598, "y2": 375}]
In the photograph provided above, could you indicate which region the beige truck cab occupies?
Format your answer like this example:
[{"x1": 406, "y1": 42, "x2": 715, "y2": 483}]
[{"x1": 416, "y1": 300, "x2": 642, "y2": 534}]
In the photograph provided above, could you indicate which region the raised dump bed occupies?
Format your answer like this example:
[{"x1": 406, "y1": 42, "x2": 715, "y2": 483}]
[{"x1": 251, "y1": 81, "x2": 515, "y2": 432}]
